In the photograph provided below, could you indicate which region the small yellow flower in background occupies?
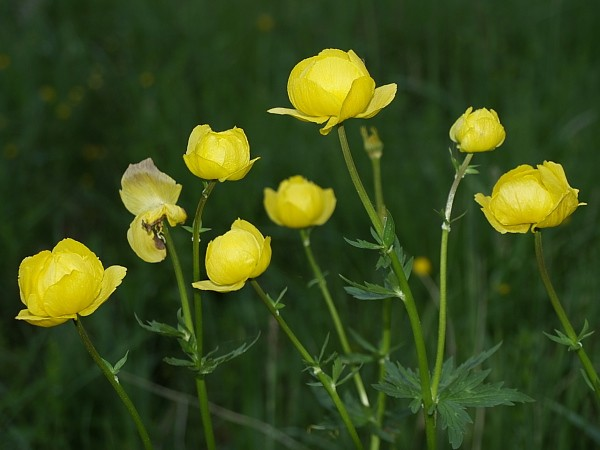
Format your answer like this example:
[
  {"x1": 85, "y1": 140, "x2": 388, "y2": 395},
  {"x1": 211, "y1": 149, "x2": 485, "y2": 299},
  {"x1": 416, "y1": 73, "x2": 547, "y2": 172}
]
[
  {"x1": 449, "y1": 107, "x2": 506, "y2": 153},
  {"x1": 120, "y1": 158, "x2": 187, "y2": 262},
  {"x1": 412, "y1": 256, "x2": 433, "y2": 277},
  {"x1": 264, "y1": 175, "x2": 336, "y2": 229},
  {"x1": 16, "y1": 238, "x2": 127, "y2": 327},
  {"x1": 474, "y1": 161, "x2": 584, "y2": 234},
  {"x1": 184, "y1": 124, "x2": 259, "y2": 181},
  {"x1": 268, "y1": 49, "x2": 397, "y2": 136},
  {"x1": 193, "y1": 219, "x2": 271, "y2": 292}
]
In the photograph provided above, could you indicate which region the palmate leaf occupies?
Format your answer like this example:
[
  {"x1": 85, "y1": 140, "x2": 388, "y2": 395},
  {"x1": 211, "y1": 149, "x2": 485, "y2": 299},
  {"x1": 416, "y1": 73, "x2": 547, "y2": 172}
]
[
  {"x1": 376, "y1": 343, "x2": 533, "y2": 449},
  {"x1": 340, "y1": 274, "x2": 402, "y2": 301}
]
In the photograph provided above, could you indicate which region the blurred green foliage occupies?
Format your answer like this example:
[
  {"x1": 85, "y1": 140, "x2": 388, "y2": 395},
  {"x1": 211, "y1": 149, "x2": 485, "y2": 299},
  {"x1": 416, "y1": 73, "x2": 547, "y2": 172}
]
[{"x1": 1, "y1": 0, "x2": 599, "y2": 448}]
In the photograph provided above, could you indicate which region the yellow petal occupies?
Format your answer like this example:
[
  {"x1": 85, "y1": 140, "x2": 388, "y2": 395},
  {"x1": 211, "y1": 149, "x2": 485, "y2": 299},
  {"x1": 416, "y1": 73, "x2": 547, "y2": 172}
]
[
  {"x1": 314, "y1": 189, "x2": 337, "y2": 225},
  {"x1": 15, "y1": 309, "x2": 72, "y2": 327},
  {"x1": 266, "y1": 107, "x2": 329, "y2": 124},
  {"x1": 192, "y1": 279, "x2": 246, "y2": 292},
  {"x1": 263, "y1": 188, "x2": 283, "y2": 225},
  {"x1": 79, "y1": 265, "x2": 127, "y2": 317},
  {"x1": 338, "y1": 76, "x2": 375, "y2": 122},
  {"x1": 120, "y1": 158, "x2": 182, "y2": 215},
  {"x1": 127, "y1": 215, "x2": 167, "y2": 263},
  {"x1": 42, "y1": 269, "x2": 102, "y2": 317},
  {"x1": 356, "y1": 83, "x2": 398, "y2": 119},
  {"x1": 249, "y1": 236, "x2": 271, "y2": 279}
]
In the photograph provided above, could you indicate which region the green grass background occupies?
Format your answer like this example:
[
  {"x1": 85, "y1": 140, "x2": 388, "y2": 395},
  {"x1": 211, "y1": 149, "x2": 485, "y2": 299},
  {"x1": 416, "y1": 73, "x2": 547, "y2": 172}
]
[{"x1": 2, "y1": 0, "x2": 599, "y2": 448}]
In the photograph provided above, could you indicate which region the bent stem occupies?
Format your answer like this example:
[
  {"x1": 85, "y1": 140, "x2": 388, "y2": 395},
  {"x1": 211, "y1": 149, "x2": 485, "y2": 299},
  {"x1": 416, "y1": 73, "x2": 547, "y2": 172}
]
[
  {"x1": 337, "y1": 124, "x2": 436, "y2": 449},
  {"x1": 163, "y1": 224, "x2": 216, "y2": 450},
  {"x1": 251, "y1": 280, "x2": 364, "y2": 450},
  {"x1": 431, "y1": 153, "x2": 473, "y2": 400},
  {"x1": 74, "y1": 317, "x2": 153, "y2": 450},
  {"x1": 534, "y1": 231, "x2": 600, "y2": 403},
  {"x1": 299, "y1": 228, "x2": 370, "y2": 409}
]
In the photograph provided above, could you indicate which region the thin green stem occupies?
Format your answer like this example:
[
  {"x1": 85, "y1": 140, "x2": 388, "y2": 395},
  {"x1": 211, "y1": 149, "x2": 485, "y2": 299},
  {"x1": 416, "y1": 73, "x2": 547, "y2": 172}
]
[
  {"x1": 431, "y1": 153, "x2": 473, "y2": 400},
  {"x1": 191, "y1": 180, "x2": 218, "y2": 450},
  {"x1": 337, "y1": 124, "x2": 436, "y2": 450},
  {"x1": 368, "y1": 146, "x2": 389, "y2": 450},
  {"x1": 299, "y1": 228, "x2": 370, "y2": 409},
  {"x1": 163, "y1": 226, "x2": 193, "y2": 332},
  {"x1": 251, "y1": 280, "x2": 364, "y2": 450},
  {"x1": 192, "y1": 180, "x2": 217, "y2": 355},
  {"x1": 74, "y1": 318, "x2": 153, "y2": 450},
  {"x1": 534, "y1": 232, "x2": 600, "y2": 403},
  {"x1": 163, "y1": 223, "x2": 216, "y2": 450}
]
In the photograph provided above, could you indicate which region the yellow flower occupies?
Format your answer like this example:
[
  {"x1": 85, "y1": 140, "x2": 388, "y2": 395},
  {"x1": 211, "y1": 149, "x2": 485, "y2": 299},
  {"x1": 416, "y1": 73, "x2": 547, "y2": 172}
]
[
  {"x1": 449, "y1": 107, "x2": 506, "y2": 153},
  {"x1": 474, "y1": 161, "x2": 584, "y2": 234},
  {"x1": 119, "y1": 158, "x2": 187, "y2": 262},
  {"x1": 16, "y1": 238, "x2": 127, "y2": 327},
  {"x1": 184, "y1": 124, "x2": 259, "y2": 181},
  {"x1": 192, "y1": 219, "x2": 271, "y2": 292},
  {"x1": 412, "y1": 257, "x2": 433, "y2": 277},
  {"x1": 268, "y1": 49, "x2": 397, "y2": 135},
  {"x1": 264, "y1": 175, "x2": 336, "y2": 228}
]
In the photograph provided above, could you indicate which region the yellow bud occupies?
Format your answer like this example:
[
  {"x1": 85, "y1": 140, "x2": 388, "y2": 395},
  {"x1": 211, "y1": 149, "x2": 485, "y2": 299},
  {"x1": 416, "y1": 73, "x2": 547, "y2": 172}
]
[
  {"x1": 449, "y1": 107, "x2": 506, "y2": 153},
  {"x1": 268, "y1": 49, "x2": 397, "y2": 135},
  {"x1": 412, "y1": 256, "x2": 433, "y2": 277},
  {"x1": 192, "y1": 219, "x2": 271, "y2": 292},
  {"x1": 475, "y1": 161, "x2": 584, "y2": 234},
  {"x1": 264, "y1": 175, "x2": 336, "y2": 229},
  {"x1": 184, "y1": 125, "x2": 259, "y2": 181},
  {"x1": 16, "y1": 239, "x2": 127, "y2": 327}
]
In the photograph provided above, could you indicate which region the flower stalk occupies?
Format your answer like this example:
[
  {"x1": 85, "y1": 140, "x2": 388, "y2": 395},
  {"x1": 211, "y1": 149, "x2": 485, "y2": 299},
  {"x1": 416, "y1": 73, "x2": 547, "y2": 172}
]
[
  {"x1": 74, "y1": 317, "x2": 153, "y2": 450},
  {"x1": 251, "y1": 280, "x2": 364, "y2": 450},
  {"x1": 534, "y1": 231, "x2": 600, "y2": 403},
  {"x1": 299, "y1": 228, "x2": 370, "y2": 408},
  {"x1": 337, "y1": 124, "x2": 436, "y2": 450},
  {"x1": 163, "y1": 224, "x2": 216, "y2": 450},
  {"x1": 431, "y1": 153, "x2": 473, "y2": 400}
]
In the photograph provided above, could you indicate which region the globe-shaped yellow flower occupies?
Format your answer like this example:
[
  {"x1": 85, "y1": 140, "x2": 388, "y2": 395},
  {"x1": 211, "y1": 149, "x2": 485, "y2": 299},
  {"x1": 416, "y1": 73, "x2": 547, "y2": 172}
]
[
  {"x1": 474, "y1": 161, "x2": 584, "y2": 234},
  {"x1": 184, "y1": 125, "x2": 259, "y2": 181},
  {"x1": 264, "y1": 175, "x2": 336, "y2": 228},
  {"x1": 192, "y1": 219, "x2": 271, "y2": 292},
  {"x1": 449, "y1": 107, "x2": 506, "y2": 153},
  {"x1": 120, "y1": 158, "x2": 187, "y2": 263},
  {"x1": 268, "y1": 49, "x2": 397, "y2": 135},
  {"x1": 16, "y1": 238, "x2": 127, "y2": 327}
]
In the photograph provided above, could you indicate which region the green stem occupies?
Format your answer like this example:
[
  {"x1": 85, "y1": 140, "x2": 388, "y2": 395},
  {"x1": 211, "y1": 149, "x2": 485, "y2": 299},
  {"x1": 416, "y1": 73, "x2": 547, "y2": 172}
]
[
  {"x1": 369, "y1": 148, "x2": 389, "y2": 450},
  {"x1": 251, "y1": 280, "x2": 364, "y2": 450},
  {"x1": 337, "y1": 124, "x2": 436, "y2": 449},
  {"x1": 191, "y1": 180, "x2": 218, "y2": 450},
  {"x1": 431, "y1": 153, "x2": 473, "y2": 400},
  {"x1": 299, "y1": 228, "x2": 371, "y2": 409},
  {"x1": 534, "y1": 232, "x2": 600, "y2": 402},
  {"x1": 163, "y1": 223, "x2": 216, "y2": 450},
  {"x1": 74, "y1": 318, "x2": 153, "y2": 450}
]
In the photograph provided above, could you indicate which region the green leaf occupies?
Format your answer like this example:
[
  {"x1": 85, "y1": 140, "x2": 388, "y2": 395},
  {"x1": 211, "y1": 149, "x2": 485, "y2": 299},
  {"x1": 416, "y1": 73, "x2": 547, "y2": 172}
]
[
  {"x1": 135, "y1": 313, "x2": 187, "y2": 339},
  {"x1": 340, "y1": 275, "x2": 402, "y2": 301},
  {"x1": 181, "y1": 225, "x2": 211, "y2": 234},
  {"x1": 381, "y1": 210, "x2": 396, "y2": 250},
  {"x1": 373, "y1": 361, "x2": 422, "y2": 413},
  {"x1": 344, "y1": 236, "x2": 383, "y2": 251},
  {"x1": 436, "y1": 399, "x2": 472, "y2": 449}
]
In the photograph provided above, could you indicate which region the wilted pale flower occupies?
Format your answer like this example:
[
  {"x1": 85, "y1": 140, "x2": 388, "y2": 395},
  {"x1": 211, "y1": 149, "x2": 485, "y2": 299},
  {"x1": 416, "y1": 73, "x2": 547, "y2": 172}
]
[
  {"x1": 264, "y1": 175, "x2": 336, "y2": 228},
  {"x1": 474, "y1": 161, "x2": 584, "y2": 234},
  {"x1": 184, "y1": 125, "x2": 258, "y2": 181},
  {"x1": 16, "y1": 238, "x2": 127, "y2": 327},
  {"x1": 120, "y1": 158, "x2": 187, "y2": 262},
  {"x1": 268, "y1": 49, "x2": 397, "y2": 135},
  {"x1": 449, "y1": 107, "x2": 506, "y2": 153},
  {"x1": 192, "y1": 219, "x2": 271, "y2": 292}
]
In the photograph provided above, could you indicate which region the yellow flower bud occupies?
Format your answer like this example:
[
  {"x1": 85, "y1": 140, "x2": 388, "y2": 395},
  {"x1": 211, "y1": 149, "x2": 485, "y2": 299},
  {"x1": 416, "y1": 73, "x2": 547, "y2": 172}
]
[
  {"x1": 192, "y1": 219, "x2": 271, "y2": 292},
  {"x1": 264, "y1": 175, "x2": 336, "y2": 229},
  {"x1": 412, "y1": 256, "x2": 433, "y2": 277},
  {"x1": 119, "y1": 158, "x2": 187, "y2": 262},
  {"x1": 16, "y1": 238, "x2": 127, "y2": 327},
  {"x1": 449, "y1": 107, "x2": 506, "y2": 153},
  {"x1": 474, "y1": 161, "x2": 584, "y2": 234},
  {"x1": 268, "y1": 49, "x2": 397, "y2": 135},
  {"x1": 184, "y1": 124, "x2": 259, "y2": 181}
]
